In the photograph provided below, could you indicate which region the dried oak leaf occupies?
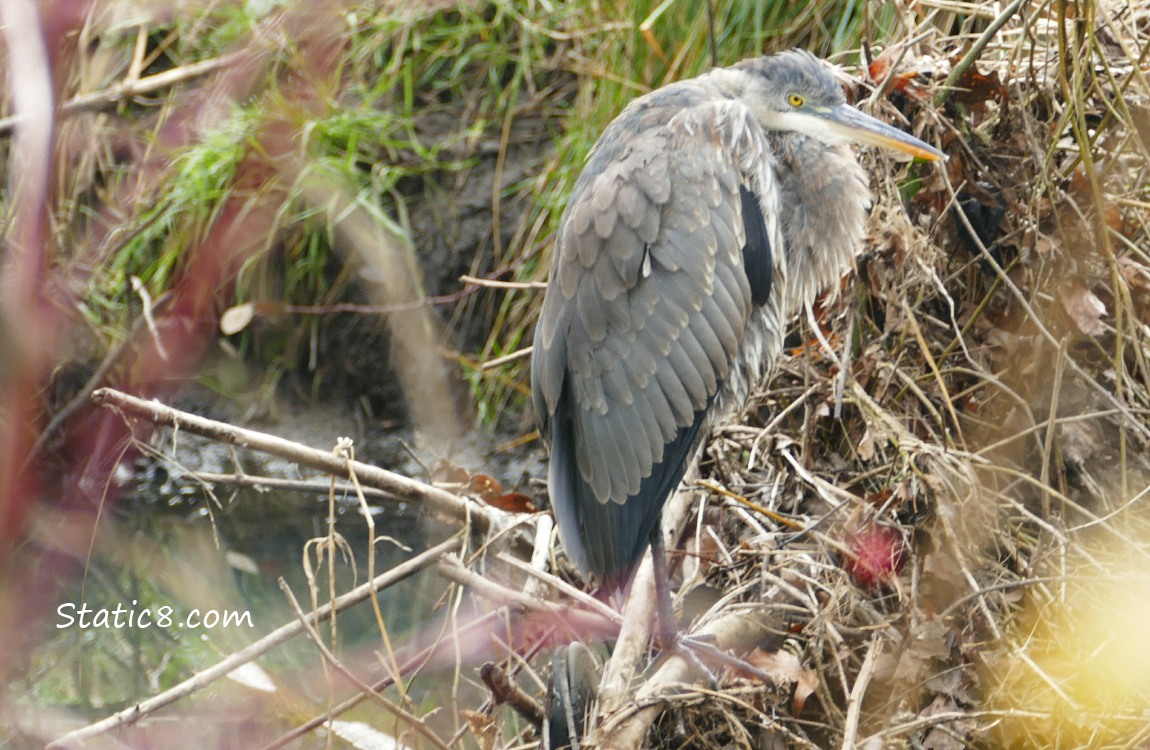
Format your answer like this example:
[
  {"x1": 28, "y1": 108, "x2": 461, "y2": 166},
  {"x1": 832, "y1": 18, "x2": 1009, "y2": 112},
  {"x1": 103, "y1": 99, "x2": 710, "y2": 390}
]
[
  {"x1": 432, "y1": 462, "x2": 538, "y2": 513},
  {"x1": 487, "y1": 492, "x2": 537, "y2": 513},
  {"x1": 462, "y1": 709, "x2": 497, "y2": 750},
  {"x1": 1060, "y1": 279, "x2": 1107, "y2": 336},
  {"x1": 867, "y1": 47, "x2": 934, "y2": 100},
  {"x1": 746, "y1": 647, "x2": 820, "y2": 714},
  {"x1": 947, "y1": 56, "x2": 1006, "y2": 110},
  {"x1": 1119, "y1": 256, "x2": 1150, "y2": 291},
  {"x1": 857, "y1": 425, "x2": 878, "y2": 461},
  {"x1": 467, "y1": 474, "x2": 537, "y2": 512}
]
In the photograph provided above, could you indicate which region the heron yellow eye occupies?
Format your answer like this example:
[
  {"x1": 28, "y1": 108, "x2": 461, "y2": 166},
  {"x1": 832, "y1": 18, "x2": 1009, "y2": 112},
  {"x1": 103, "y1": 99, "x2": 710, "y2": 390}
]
[{"x1": 788, "y1": 93, "x2": 804, "y2": 107}]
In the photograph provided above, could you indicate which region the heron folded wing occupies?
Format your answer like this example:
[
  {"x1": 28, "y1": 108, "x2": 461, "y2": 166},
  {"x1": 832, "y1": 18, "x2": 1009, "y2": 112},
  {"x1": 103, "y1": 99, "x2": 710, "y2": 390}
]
[
  {"x1": 568, "y1": 145, "x2": 753, "y2": 500},
  {"x1": 533, "y1": 88, "x2": 780, "y2": 581}
]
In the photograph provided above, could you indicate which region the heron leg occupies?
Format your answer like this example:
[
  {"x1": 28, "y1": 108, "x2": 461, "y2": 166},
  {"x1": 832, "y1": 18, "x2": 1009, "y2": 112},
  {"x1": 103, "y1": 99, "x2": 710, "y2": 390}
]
[
  {"x1": 648, "y1": 524, "x2": 678, "y2": 648},
  {"x1": 649, "y1": 522, "x2": 721, "y2": 686}
]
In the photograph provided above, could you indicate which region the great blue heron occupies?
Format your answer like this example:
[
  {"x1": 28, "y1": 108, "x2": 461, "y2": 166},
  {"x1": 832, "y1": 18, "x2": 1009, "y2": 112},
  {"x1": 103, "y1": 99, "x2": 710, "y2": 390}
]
[{"x1": 531, "y1": 50, "x2": 942, "y2": 641}]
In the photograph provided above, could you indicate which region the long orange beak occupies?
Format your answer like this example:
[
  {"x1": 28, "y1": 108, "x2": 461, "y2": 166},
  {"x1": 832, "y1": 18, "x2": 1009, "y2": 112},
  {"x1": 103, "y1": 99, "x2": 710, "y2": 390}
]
[{"x1": 820, "y1": 103, "x2": 945, "y2": 161}]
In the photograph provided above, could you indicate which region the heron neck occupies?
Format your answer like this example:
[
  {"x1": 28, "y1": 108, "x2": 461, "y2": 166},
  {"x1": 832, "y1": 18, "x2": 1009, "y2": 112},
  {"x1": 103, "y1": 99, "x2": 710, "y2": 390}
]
[{"x1": 770, "y1": 131, "x2": 872, "y2": 315}]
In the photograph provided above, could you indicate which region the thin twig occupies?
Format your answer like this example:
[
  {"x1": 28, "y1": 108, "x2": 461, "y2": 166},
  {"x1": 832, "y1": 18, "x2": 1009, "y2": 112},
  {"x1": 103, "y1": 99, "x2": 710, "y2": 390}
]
[
  {"x1": 435, "y1": 554, "x2": 617, "y2": 636},
  {"x1": 840, "y1": 635, "x2": 881, "y2": 750},
  {"x1": 495, "y1": 552, "x2": 621, "y2": 624},
  {"x1": 278, "y1": 579, "x2": 451, "y2": 750},
  {"x1": 935, "y1": 0, "x2": 1026, "y2": 105},
  {"x1": 192, "y1": 471, "x2": 396, "y2": 500},
  {"x1": 0, "y1": 54, "x2": 239, "y2": 135},
  {"x1": 459, "y1": 274, "x2": 548, "y2": 290},
  {"x1": 480, "y1": 346, "x2": 534, "y2": 369}
]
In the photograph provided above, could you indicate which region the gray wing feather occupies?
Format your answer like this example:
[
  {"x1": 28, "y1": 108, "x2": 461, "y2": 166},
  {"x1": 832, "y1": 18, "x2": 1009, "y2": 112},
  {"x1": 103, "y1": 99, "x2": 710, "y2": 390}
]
[
  {"x1": 602, "y1": 360, "x2": 634, "y2": 406},
  {"x1": 653, "y1": 353, "x2": 696, "y2": 423},
  {"x1": 698, "y1": 292, "x2": 740, "y2": 360},
  {"x1": 709, "y1": 263, "x2": 748, "y2": 348},
  {"x1": 637, "y1": 369, "x2": 677, "y2": 434}
]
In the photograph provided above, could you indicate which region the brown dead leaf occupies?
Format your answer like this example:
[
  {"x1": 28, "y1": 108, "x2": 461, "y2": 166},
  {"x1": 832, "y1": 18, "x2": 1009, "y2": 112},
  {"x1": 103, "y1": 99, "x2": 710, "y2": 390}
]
[
  {"x1": 487, "y1": 492, "x2": 537, "y2": 513},
  {"x1": 793, "y1": 663, "x2": 819, "y2": 714},
  {"x1": 430, "y1": 463, "x2": 537, "y2": 512},
  {"x1": 1104, "y1": 204, "x2": 1127, "y2": 235},
  {"x1": 1067, "y1": 167, "x2": 1093, "y2": 200},
  {"x1": 1060, "y1": 279, "x2": 1107, "y2": 336},
  {"x1": 746, "y1": 648, "x2": 820, "y2": 714},
  {"x1": 791, "y1": 667, "x2": 818, "y2": 713},
  {"x1": 864, "y1": 488, "x2": 892, "y2": 508},
  {"x1": 953, "y1": 65, "x2": 1005, "y2": 108},
  {"x1": 432, "y1": 459, "x2": 470, "y2": 485},
  {"x1": 894, "y1": 648, "x2": 929, "y2": 685},
  {"x1": 690, "y1": 527, "x2": 723, "y2": 575},
  {"x1": 467, "y1": 473, "x2": 503, "y2": 498},
  {"x1": 921, "y1": 551, "x2": 968, "y2": 613},
  {"x1": 462, "y1": 709, "x2": 497, "y2": 750},
  {"x1": 868, "y1": 46, "x2": 933, "y2": 100},
  {"x1": 1119, "y1": 256, "x2": 1150, "y2": 291},
  {"x1": 466, "y1": 474, "x2": 536, "y2": 512},
  {"x1": 910, "y1": 618, "x2": 952, "y2": 661},
  {"x1": 857, "y1": 425, "x2": 877, "y2": 461}
]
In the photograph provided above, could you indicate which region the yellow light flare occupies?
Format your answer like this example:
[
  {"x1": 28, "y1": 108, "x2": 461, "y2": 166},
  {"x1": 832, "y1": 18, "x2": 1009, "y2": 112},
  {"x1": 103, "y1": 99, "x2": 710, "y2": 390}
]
[{"x1": 985, "y1": 547, "x2": 1150, "y2": 747}]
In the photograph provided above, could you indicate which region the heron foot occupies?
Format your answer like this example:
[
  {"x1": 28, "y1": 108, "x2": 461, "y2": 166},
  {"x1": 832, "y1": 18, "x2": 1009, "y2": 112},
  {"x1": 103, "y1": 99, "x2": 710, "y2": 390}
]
[
  {"x1": 670, "y1": 635, "x2": 719, "y2": 686},
  {"x1": 678, "y1": 636, "x2": 775, "y2": 684}
]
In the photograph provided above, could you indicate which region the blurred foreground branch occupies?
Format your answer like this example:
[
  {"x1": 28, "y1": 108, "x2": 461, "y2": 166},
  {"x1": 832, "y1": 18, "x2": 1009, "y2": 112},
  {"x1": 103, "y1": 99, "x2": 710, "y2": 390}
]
[
  {"x1": 0, "y1": 54, "x2": 239, "y2": 135},
  {"x1": 91, "y1": 387, "x2": 509, "y2": 534}
]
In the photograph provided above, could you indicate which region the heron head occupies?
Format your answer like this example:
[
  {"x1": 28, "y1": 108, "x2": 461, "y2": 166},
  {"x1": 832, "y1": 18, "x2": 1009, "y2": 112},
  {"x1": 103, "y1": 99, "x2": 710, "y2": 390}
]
[{"x1": 735, "y1": 50, "x2": 944, "y2": 162}]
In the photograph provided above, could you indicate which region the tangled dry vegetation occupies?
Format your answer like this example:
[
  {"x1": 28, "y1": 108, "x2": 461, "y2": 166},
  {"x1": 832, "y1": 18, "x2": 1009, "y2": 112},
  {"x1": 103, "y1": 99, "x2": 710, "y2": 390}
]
[
  {"x1": 644, "y1": 13, "x2": 1150, "y2": 750},
  {"x1": 8, "y1": 0, "x2": 1150, "y2": 748},
  {"x1": 638, "y1": 6, "x2": 1150, "y2": 750}
]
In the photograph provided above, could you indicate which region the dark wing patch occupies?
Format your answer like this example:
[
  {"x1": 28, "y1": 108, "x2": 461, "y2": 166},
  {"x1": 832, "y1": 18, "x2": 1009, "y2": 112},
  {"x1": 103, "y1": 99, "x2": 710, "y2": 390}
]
[
  {"x1": 570, "y1": 383, "x2": 714, "y2": 589},
  {"x1": 740, "y1": 184, "x2": 774, "y2": 306}
]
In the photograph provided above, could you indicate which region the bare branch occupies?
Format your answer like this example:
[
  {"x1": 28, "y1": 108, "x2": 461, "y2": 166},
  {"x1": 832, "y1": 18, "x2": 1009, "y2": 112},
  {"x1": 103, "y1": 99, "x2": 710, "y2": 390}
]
[
  {"x1": 0, "y1": 54, "x2": 239, "y2": 135},
  {"x1": 91, "y1": 387, "x2": 510, "y2": 534}
]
